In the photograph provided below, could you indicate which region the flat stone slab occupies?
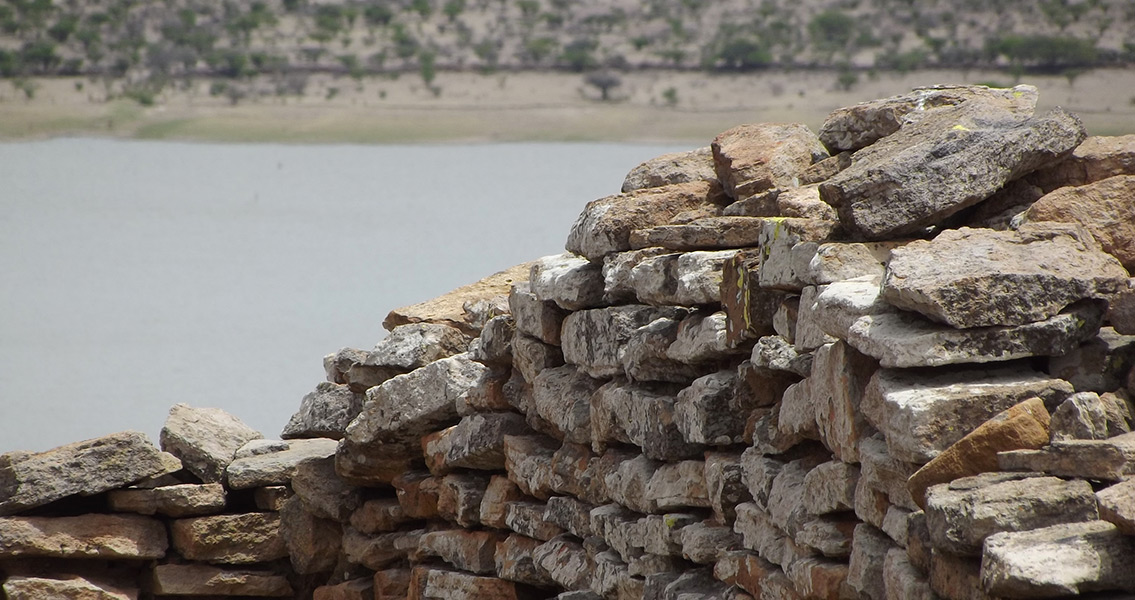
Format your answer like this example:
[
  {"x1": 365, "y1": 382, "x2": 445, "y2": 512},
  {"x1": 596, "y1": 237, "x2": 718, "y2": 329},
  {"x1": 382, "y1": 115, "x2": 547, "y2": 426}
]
[
  {"x1": 160, "y1": 404, "x2": 262, "y2": 483},
  {"x1": 383, "y1": 262, "x2": 531, "y2": 336},
  {"x1": 0, "y1": 514, "x2": 167, "y2": 559},
  {"x1": 3, "y1": 575, "x2": 137, "y2": 600},
  {"x1": 281, "y1": 382, "x2": 363, "y2": 440},
  {"x1": 0, "y1": 430, "x2": 180, "y2": 516},
  {"x1": 629, "y1": 216, "x2": 765, "y2": 251},
  {"x1": 1022, "y1": 174, "x2": 1135, "y2": 271},
  {"x1": 170, "y1": 512, "x2": 287, "y2": 564},
  {"x1": 151, "y1": 564, "x2": 294, "y2": 597},
  {"x1": 225, "y1": 438, "x2": 338, "y2": 489},
  {"x1": 621, "y1": 147, "x2": 718, "y2": 193},
  {"x1": 108, "y1": 482, "x2": 227, "y2": 517},
  {"x1": 998, "y1": 431, "x2": 1135, "y2": 481},
  {"x1": 711, "y1": 122, "x2": 828, "y2": 201}
]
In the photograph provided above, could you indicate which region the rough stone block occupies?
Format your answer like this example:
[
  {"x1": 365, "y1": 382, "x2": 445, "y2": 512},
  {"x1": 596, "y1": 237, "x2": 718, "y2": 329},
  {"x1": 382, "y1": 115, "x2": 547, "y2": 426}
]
[
  {"x1": 437, "y1": 472, "x2": 492, "y2": 527},
  {"x1": 801, "y1": 460, "x2": 859, "y2": 516},
  {"x1": 282, "y1": 382, "x2": 363, "y2": 440},
  {"x1": 631, "y1": 250, "x2": 738, "y2": 306},
  {"x1": 2, "y1": 575, "x2": 137, "y2": 600},
  {"x1": 591, "y1": 379, "x2": 703, "y2": 460},
  {"x1": 108, "y1": 482, "x2": 226, "y2": 517},
  {"x1": 170, "y1": 512, "x2": 287, "y2": 564},
  {"x1": 1097, "y1": 478, "x2": 1135, "y2": 535},
  {"x1": 225, "y1": 437, "x2": 338, "y2": 489},
  {"x1": 711, "y1": 122, "x2": 828, "y2": 201},
  {"x1": 418, "y1": 529, "x2": 505, "y2": 575},
  {"x1": 0, "y1": 514, "x2": 167, "y2": 559},
  {"x1": 292, "y1": 455, "x2": 361, "y2": 522},
  {"x1": 506, "y1": 501, "x2": 564, "y2": 541},
  {"x1": 160, "y1": 405, "x2": 262, "y2": 484},
  {"x1": 342, "y1": 527, "x2": 423, "y2": 570},
  {"x1": 509, "y1": 281, "x2": 568, "y2": 346},
  {"x1": 151, "y1": 564, "x2": 293, "y2": 597},
  {"x1": 562, "y1": 305, "x2": 686, "y2": 379},
  {"x1": 997, "y1": 431, "x2": 1135, "y2": 480},
  {"x1": 848, "y1": 523, "x2": 895, "y2": 600},
  {"x1": 423, "y1": 412, "x2": 531, "y2": 474},
  {"x1": 496, "y1": 533, "x2": 557, "y2": 588},
  {"x1": 279, "y1": 495, "x2": 341, "y2": 574}
]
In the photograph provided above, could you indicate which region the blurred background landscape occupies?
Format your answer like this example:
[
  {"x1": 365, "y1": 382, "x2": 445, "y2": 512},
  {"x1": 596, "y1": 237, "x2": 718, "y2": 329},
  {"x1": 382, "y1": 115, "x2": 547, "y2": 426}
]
[{"x1": 2, "y1": 0, "x2": 1135, "y2": 141}]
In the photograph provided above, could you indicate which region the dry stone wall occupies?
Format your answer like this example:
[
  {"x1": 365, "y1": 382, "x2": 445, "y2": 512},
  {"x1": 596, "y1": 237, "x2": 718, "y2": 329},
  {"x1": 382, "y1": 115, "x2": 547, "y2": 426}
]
[{"x1": 4, "y1": 84, "x2": 1135, "y2": 600}]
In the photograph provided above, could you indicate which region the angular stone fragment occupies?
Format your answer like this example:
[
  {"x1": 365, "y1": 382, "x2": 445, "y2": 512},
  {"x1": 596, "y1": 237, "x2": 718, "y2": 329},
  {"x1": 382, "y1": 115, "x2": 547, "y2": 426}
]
[
  {"x1": 678, "y1": 522, "x2": 741, "y2": 564},
  {"x1": 925, "y1": 472, "x2": 1098, "y2": 556},
  {"x1": 383, "y1": 262, "x2": 530, "y2": 336},
  {"x1": 631, "y1": 250, "x2": 737, "y2": 306},
  {"x1": 1021, "y1": 175, "x2": 1135, "y2": 270},
  {"x1": 282, "y1": 382, "x2": 362, "y2": 440},
  {"x1": 601, "y1": 247, "x2": 670, "y2": 304},
  {"x1": 801, "y1": 461, "x2": 859, "y2": 516},
  {"x1": 324, "y1": 346, "x2": 400, "y2": 393},
  {"x1": 0, "y1": 514, "x2": 167, "y2": 559},
  {"x1": 108, "y1": 483, "x2": 226, "y2": 518},
  {"x1": 621, "y1": 317, "x2": 707, "y2": 383},
  {"x1": 418, "y1": 529, "x2": 505, "y2": 574},
  {"x1": 721, "y1": 249, "x2": 785, "y2": 346},
  {"x1": 333, "y1": 438, "x2": 415, "y2": 487},
  {"x1": 774, "y1": 185, "x2": 839, "y2": 220},
  {"x1": 562, "y1": 305, "x2": 686, "y2": 379},
  {"x1": 545, "y1": 495, "x2": 595, "y2": 539},
  {"x1": 818, "y1": 84, "x2": 1038, "y2": 152},
  {"x1": 530, "y1": 365, "x2": 602, "y2": 444},
  {"x1": 473, "y1": 315, "x2": 515, "y2": 366},
  {"x1": 151, "y1": 564, "x2": 293, "y2": 597},
  {"x1": 534, "y1": 535, "x2": 593, "y2": 591},
  {"x1": 502, "y1": 435, "x2": 558, "y2": 500},
  {"x1": 712, "y1": 122, "x2": 828, "y2": 201},
  {"x1": 622, "y1": 147, "x2": 718, "y2": 192},
  {"x1": 907, "y1": 397, "x2": 1051, "y2": 509},
  {"x1": 509, "y1": 282, "x2": 568, "y2": 346},
  {"x1": 225, "y1": 437, "x2": 338, "y2": 489},
  {"x1": 981, "y1": 520, "x2": 1135, "y2": 598},
  {"x1": 512, "y1": 332, "x2": 564, "y2": 384},
  {"x1": 883, "y1": 549, "x2": 936, "y2": 600},
  {"x1": 863, "y1": 366, "x2": 1069, "y2": 464},
  {"x1": 2, "y1": 575, "x2": 137, "y2": 600},
  {"x1": 423, "y1": 412, "x2": 530, "y2": 474},
  {"x1": 749, "y1": 336, "x2": 812, "y2": 377},
  {"x1": 810, "y1": 341, "x2": 877, "y2": 463},
  {"x1": 505, "y1": 501, "x2": 563, "y2": 541},
  {"x1": 732, "y1": 502, "x2": 813, "y2": 569},
  {"x1": 675, "y1": 371, "x2": 748, "y2": 446},
  {"x1": 391, "y1": 471, "x2": 440, "y2": 519},
  {"x1": 1030, "y1": 134, "x2": 1135, "y2": 191},
  {"x1": 820, "y1": 106, "x2": 1085, "y2": 240},
  {"x1": 1049, "y1": 328, "x2": 1135, "y2": 395},
  {"x1": 630, "y1": 216, "x2": 765, "y2": 251},
  {"x1": 801, "y1": 241, "x2": 895, "y2": 285},
  {"x1": 847, "y1": 300, "x2": 1105, "y2": 369},
  {"x1": 591, "y1": 379, "x2": 702, "y2": 460},
  {"x1": 998, "y1": 430, "x2": 1135, "y2": 480},
  {"x1": 496, "y1": 533, "x2": 557, "y2": 587},
  {"x1": 314, "y1": 578, "x2": 374, "y2": 600},
  {"x1": 567, "y1": 181, "x2": 728, "y2": 260},
  {"x1": 292, "y1": 455, "x2": 360, "y2": 522},
  {"x1": 530, "y1": 253, "x2": 607, "y2": 311},
  {"x1": 279, "y1": 495, "x2": 341, "y2": 574},
  {"x1": 667, "y1": 311, "x2": 747, "y2": 364},
  {"x1": 171, "y1": 512, "x2": 287, "y2": 564},
  {"x1": 794, "y1": 517, "x2": 856, "y2": 558},
  {"x1": 808, "y1": 276, "x2": 893, "y2": 343},
  {"x1": 882, "y1": 225, "x2": 1128, "y2": 328},
  {"x1": 0, "y1": 431, "x2": 179, "y2": 516},
  {"x1": 758, "y1": 219, "x2": 841, "y2": 291},
  {"x1": 787, "y1": 557, "x2": 850, "y2": 600},
  {"x1": 346, "y1": 355, "x2": 487, "y2": 450},
  {"x1": 1097, "y1": 478, "x2": 1135, "y2": 535},
  {"x1": 847, "y1": 523, "x2": 895, "y2": 600},
  {"x1": 253, "y1": 485, "x2": 291, "y2": 511},
  {"x1": 368, "y1": 323, "x2": 471, "y2": 371},
  {"x1": 477, "y1": 475, "x2": 525, "y2": 530},
  {"x1": 437, "y1": 473, "x2": 492, "y2": 527},
  {"x1": 159, "y1": 405, "x2": 263, "y2": 484},
  {"x1": 342, "y1": 527, "x2": 423, "y2": 570}
]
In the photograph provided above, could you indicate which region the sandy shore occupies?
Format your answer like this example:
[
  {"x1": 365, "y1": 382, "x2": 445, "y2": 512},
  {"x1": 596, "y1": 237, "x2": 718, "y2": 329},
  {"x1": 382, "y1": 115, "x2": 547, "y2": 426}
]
[{"x1": 2, "y1": 69, "x2": 1134, "y2": 144}]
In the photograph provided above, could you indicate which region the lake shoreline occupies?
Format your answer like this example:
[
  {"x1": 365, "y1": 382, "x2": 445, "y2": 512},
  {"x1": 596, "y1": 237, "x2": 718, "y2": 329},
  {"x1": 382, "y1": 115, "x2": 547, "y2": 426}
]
[{"x1": 3, "y1": 69, "x2": 1135, "y2": 144}]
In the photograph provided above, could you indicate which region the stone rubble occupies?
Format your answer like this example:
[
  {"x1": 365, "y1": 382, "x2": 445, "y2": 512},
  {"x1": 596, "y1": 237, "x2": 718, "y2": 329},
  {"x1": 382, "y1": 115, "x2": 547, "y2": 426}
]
[{"x1": 3, "y1": 84, "x2": 1135, "y2": 600}]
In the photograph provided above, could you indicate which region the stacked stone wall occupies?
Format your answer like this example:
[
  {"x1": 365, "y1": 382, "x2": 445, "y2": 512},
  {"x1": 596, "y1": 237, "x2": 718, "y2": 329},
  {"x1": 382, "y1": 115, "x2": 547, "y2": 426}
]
[{"x1": 3, "y1": 84, "x2": 1135, "y2": 600}]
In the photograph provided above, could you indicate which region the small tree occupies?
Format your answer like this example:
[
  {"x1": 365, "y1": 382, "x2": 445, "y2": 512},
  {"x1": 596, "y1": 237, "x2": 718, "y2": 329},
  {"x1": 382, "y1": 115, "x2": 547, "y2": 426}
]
[{"x1": 584, "y1": 71, "x2": 621, "y2": 101}]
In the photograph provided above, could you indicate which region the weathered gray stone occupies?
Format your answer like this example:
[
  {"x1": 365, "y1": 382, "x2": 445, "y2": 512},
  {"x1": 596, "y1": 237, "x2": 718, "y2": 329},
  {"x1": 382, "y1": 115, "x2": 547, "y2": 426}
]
[
  {"x1": 631, "y1": 250, "x2": 737, "y2": 306},
  {"x1": 512, "y1": 332, "x2": 564, "y2": 384},
  {"x1": 883, "y1": 548, "x2": 936, "y2": 600},
  {"x1": 509, "y1": 282, "x2": 568, "y2": 346},
  {"x1": 544, "y1": 495, "x2": 595, "y2": 539},
  {"x1": 534, "y1": 535, "x2": 593, "y2": 591},
  {"x1": 801, "y1": 460, "x2": 859, "y2": 516},
  {"x1": 818, "y1": 84, "x2": 1039, "y2": 152},
  {"x1": 590, "y1": 503, "x2": 644, "y2": 562},
  {"x1": 171, "y1": 512, "x2": 288, "y2": 564},
  {"x1": 324, "y1": 346, "x2": 401, "y2": 392},
  {"x1": 777, "y1": 378, "x2": 820, "y2": 441},
  {"x1": 417, "y1": 567, "x2": 524, "y2": 600},
  {"x1": 1110, "y1": 281, "x2": 1135, "y2": 335},
  {"x1": 530, "y1": 253, "x2": 607, "y2": 311},
  {"x1": 292, "y1": 455, "x2": 361, "y2": 522},
  {"x1": 1051, "y1": 392, "x2": 1111, "y2": 441},
  {"x1": 225, "y1": 437, "x2": 338, "y2": 489},
  {"x1": 774, "y1": 185, "x2": 839, "y2": 220},
  {"x1": 1021, "y1": 174, "x2": 1135, "y2": 271},
  {"x1": 882, "y1": 225, "x2": 1128, "y2": 328},
  {"x1": 846, "y1": 300, "x2": 1105, "y2": 369},
  {"x1": 367, "y1": 322, "x2": 471, "y2": 370},
  {"x1": 505, "y1": 501, "x2": 564, "y2": 541},
  {"x1": 151, "y1": 564, "x2": 293, "y2": 597},
  {"x1": 591, "y1": 379, "x2": 703, "y2": 460},
  {"x1": 630, "y1": 216, "x2": 765, "y2": 251},
  {"x1": 567, "y1": 181, "x2": 729, "y2": 261},
  {"x1": 418, "y1": 529, "x2": 505, "y2": 575},
  {"x1": 562, "y1": 305, "x2": 686, "y2": 379},
  {"x1": 801, "y1": 241, "x2": 896, "y2": 285},
  {"x1": 925, "y1": 472, "x2": 1098, "y2": 557},
  {"x1": 862, "y1": 365, "x2": 1070, "y2": 464},
  {"x1": 602, "y1": 247, "x2": 671, "y2": 304},
  {"x1": 342, "y1": 527, "x2": 423, "y2": 570},
  {"x1": 606, "y1": 455, "x2": 709, "y2": 514},
  {"x1": 666, "y1": 311, "x2": 748, "y2": 364},
  {"x1": 801, "y1": 150, "x2": 854, "y2": 184},
  {"x1": 998, "y1": 430, "x2": 1135, "y2": 480},
  {"x1": 749, "y1": 335, "x2": 812, "y2": 377},
  {"x1": 858, "y1": 435, "x2": 919, "y2": 512},
  {"x1": 622, "y1": 147, "x2": 718, "y2": 192},
  {"x1": 108, "y1": 482, "x2": 226, "y2": 517},
  {"x1": 772, "y1": 295, "x2": 800, "y2": 343},
  {"x1": 1097, "y1": 478, "x2": 1135, "y2": 535},
  {"x1": 391, "y1": 471, "x2": 441, "y2": 520},
  {"x1": 2, "y1": 575, "x2": 137, "y2": 600},
  {"x1": 679, "y1": 522, "x2": 741, "y2": 564},
  {"x1": 160, "y1": 405, "x2": 263, "y2": 484},
  {"x1": 712, "y1": 122, "x2": 828, "y2": 201},
  {"x1": 794, "y1": 517, "x2": 856, "y2": 558},
  {"x1": 621, "y1": 316, "x2": 708, "y2": 383},
  {"x1": 502, "y1": 435, "x2": 558, "y2": 500},
  {"x1": 811, "y1": 341, "x2": 877, "y2": 463},
  {"x1": 767, "y1": 456, "x2": 828, "y2": 537},
  {"x1": 786, "y1": 557, "x2": 850, "y2": 600},
  {"x1": 1049, "y1": 328, "x2": 1135, "y2": 394},
  {"x1": 820, "y1": 106, "x2": 1084, "y2": 240},
  {"x1": 981, "y1": 520, "x2": 1135, "y2": 598},
  {"x1": 279, "y1": 495, "x2": 342, "y2": 574},
  {"x1": 732, "y1": 501, "x2": 813, "y2": 569},
  {"x1": 345, "y1": 355, "x2": 487, "y2": 450},
  {"x1": 0, "y1": 431, "x2": 180, "y2": 515},
  {"x1": 423, "y1": 412, "x2": 530, "y2": 474},
  {"x1": 0, "y1": 514, "x2": 167, "y2": 559},
  {"x1": 721, "y1": 249, "x2": 787, "y2": 346},
  {"x1": 496, "y1": 533, "x2": 558, "y2": 588},
  {"x1": 758, "y1": 219, "x2": 841, "y2": 291},
  {"x1": 531, "y1": 365, "x2": 602, "y2": 444},
  {"x1": 282, "y1": 382, "x2": 362, "y2": 440},
  {"x1": 847, "y1": 523, "x2": 895, "y2": 600},
  {"x1": 676, "y1": 371, "x2": 748, "y2": 446},
  {"x1": 437, "y1": 472, "x2": 492, "y2": 527},
  {"x1": 472, "y1": 315, "x2": 515, "y2": 365}
]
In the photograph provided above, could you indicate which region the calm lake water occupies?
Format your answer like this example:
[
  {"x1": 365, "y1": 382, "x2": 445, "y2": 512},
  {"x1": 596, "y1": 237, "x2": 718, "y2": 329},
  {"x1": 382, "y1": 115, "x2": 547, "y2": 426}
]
[{"x1": 0, "y1": 138, "x2": 690, "y2": 453}]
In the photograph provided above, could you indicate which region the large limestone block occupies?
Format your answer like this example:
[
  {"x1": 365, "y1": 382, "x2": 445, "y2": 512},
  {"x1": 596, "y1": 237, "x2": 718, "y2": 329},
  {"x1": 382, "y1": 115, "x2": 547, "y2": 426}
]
[
  {"x1": 711, "y1": 122, "x2": 828, "y2": 201},
  {"x1": 534, "y1": 535, "x2": 593, "y2": 591},
  {"x1": 152, "y1": 564, "x2": 293, "y2": 597},
  {"x1": 279, "y1": 495, "x2": 342, "y2": 574},
  {"x1": 561, "y1": 305, "x2": 686, "y2": 379},
  {"x1": 1029, "y1": 134, "x2": 1135, "y2": 191},
  {"x1": 417, "y1": 529, "x2": 505, "y2": 574},
  {"x1": 225, "y1": 437, "x2": 338, "y2": 489},
  {"x1": 847, "y1": 523, "x2": 895, "y2": 600},
  {"x1": 801, "y1": 241, "x2": 897, "y2": 286},
  {"x1": 0, "y1": 514, "x2": 167, "y2": 559},
  {"x1": 631, "y1": 250, "x2": 737, "y2": 306},
  {"x1": 512, "y1": 332, "x2": 564, "y2": 384},
  {"x1": 342, "y1": 527, "x2": 423, "y2": 570},
  {"x1": 998, "y1": 430, "x2": 1135, "y2": 480},
  {"x1": 591, "y1": 379, "x2": 703, "y2": 460},
  {"x1": 345, "y1": 354, "x2": 487, "y2": 449},
  {"x1": 530, "y1": 253, "x2": 607, "y2": 311},
  {"x1": 1021, "y1": 174, "x2": 1135, "y2": 270},
  {"x1": 495, "y1": 533, "x2": 557, "y2": 587},
  {"x1": 882, "y1": 225, "x2": 1129, "y2": 328},
  {"x1": 675, "y1": 371, "x2": 749, "y2": 446},
  {"x1": 368, "y1": 322, "x2": 471, "y2": 370},
  {"x1": 809, "y1": 276, "x2": 894, "y2": 342},
  {"x1": 423, "y1": 412, "x2": 531, "y2": 474},
  {"x1": 818, "y1": 84, "x2": 1038, "y2": 152},
  {"x1": 925, "y1": 472, "x2": 1098, "y2": 556},
  {"x1": 810, "y1": 341, "x2": 877, "y2": 463},
  {"x1": 605, "y1": 455, "x2": 708, "y2": 514},
  {"x1": 845, "y1": 299, "x2": 1105, "y2": 368},
  {"x1": 862, "y1": 366, "x2": 1070, "y2": 464},
  {"x1": 502, "y1": 435, "x2": 557, "y2": 500},
  {"x1": 566, "y1": 181, "x2": 728, "y2": 261},
  {"x1": 418, "y1": 567, "x2": 524, "y2": 600},
  {"x1": 108, "y1": 482, "x2": 226, "y2": 517},
  {"x1": 282, "y1": 382, "x2": 362, "y2": 440},
  {"x1": 882, "y1": 549, "x2": 936, "y2": 600},
  {"x1": 820, "y1": 106, "x2": 1085, "y2": 240},
  {"x1": 602, "y1": 247, "x2": 670, "y2": 304},
  {"x1": 981, "y1": 521, "x2": 1135, "y2": 598},
  {"x1": 171, "y1": 513, "x2": 287, "y2": 564},
  {"x1": 757, "y1": 218, "x2": 840, "y2": 291},
  {"x1": 531, "y1": 365, "x2": 603, "y2": 444},
  {"x1": 292, "y1": 455, "x2": 361, "y2": 521},
  {"x1": 509, "y1": 281, "x2": 568, "y2": 345},
  {"x1": 630, "y1": 216, "x2": 765, "y2": 251},
  {"x1": 382, "y1": 262, "x2": 529, "y2": 336},
  {"x1": 907, "y1": 397, "x2": 1051, "y2": 509},
  {"x1": 0, "y1": 431, "x2": 180, "y2": 515},
  {"x1": 801, "y1": 460, "x2": 859, "y2": 516},
  {"x1": 324, "y1": 346, "x2": 400, "y2": 393},
  {"x1": 621, "y1": 147, "x2": 718, "y2": 192},
  {"x1": 666, "y1": 311, "x2": 747, "y2": 365},
  {"x1": 160, "y1": 404, "x2": 263, "y2": 484},
  {"x1": 795, "y1": 517, "x2": 856, "y2": 558},
  {"x1": 2, "y1": 575, "x2": 136, "y2": 600},
  {"x1": 720, "y1": 249, "x2": 785, "y2": 346},
  {"x1": 437, "y1": 472, "x2": 492, "y2": 527},
  {"x1": 620, "y1": 316, "x2": 706, "y2": 384}
]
